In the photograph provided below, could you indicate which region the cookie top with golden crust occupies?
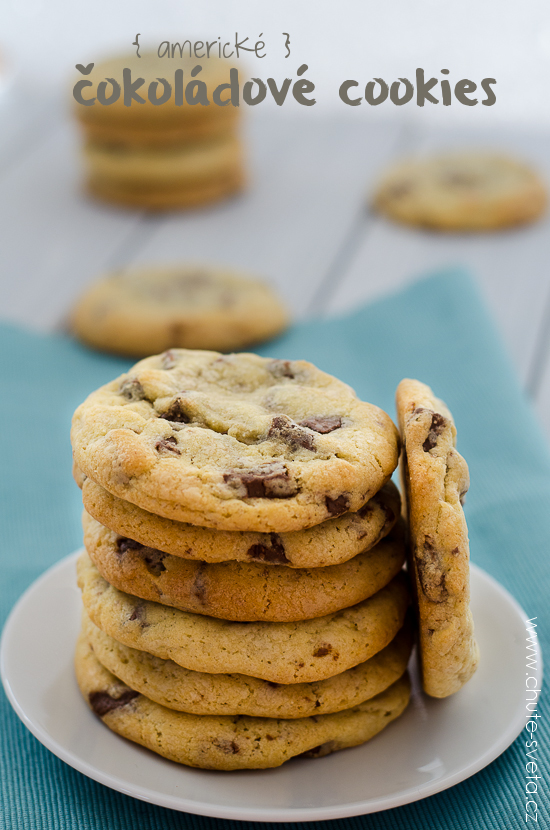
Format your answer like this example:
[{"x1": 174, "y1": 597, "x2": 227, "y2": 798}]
[
  {"x1": 71, "y1": 350, "x2": 399, "y2": 532},
  {"x1": 374, "y1": 152, "x2": 546, "y2": 231},
  {"x1": 396, "y1": 378, "x2": 478, "y2": 698}
]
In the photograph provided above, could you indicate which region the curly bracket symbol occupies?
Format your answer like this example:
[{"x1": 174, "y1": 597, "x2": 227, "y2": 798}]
[
  {"x1": 133, "y1": 33, "x2": 141, "y2": 58},
  {"x1": 282, "y1": 33, "x2": 290, "y2": 58}
]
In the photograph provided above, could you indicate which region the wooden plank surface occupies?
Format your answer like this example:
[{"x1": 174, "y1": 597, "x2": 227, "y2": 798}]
[
  {"x1": 0, "y1": 88, "x2": 59, "y2": 178},
  {"x1": 0, "y1": 121, "x2": 143, "y2": 330},
  {"x1": 329, "y1": 124, "x2": 550, "y2": 386},
  {"x1": 121, "y1": 113, "x2": 405, "y2": 317}
]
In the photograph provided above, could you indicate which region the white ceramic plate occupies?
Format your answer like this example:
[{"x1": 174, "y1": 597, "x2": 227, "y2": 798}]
[{"x1": 0, "y1": 551, "x2": 542, "y2": 822}]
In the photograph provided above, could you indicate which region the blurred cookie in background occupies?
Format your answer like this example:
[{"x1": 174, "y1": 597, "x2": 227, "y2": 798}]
[
  {"x1": 73, "y1": 53, "x2": 245, "y2": 211},
  {"x1": 70, "y1": 264, "x2": 289, "y2": 356},
  {"x1": 372, "y1": 152, "x2": 546, "y2": 231}
]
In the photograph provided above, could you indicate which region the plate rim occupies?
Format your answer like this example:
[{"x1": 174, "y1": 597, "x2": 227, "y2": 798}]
[{"x1": 0, "y1": 550, "x2": 543, "y2": 822}]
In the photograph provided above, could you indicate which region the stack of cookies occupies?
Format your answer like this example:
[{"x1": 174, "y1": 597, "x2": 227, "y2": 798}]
[
  {"x1": 74, "y1": 53, "x2": 244, "y2": 211},
  {"x1": 71, "y1": 349, "x2": 414, "y2": 769}
]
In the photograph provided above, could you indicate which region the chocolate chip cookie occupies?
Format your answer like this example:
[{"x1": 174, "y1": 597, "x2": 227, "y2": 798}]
[
  {"x1": 82, "y1": 611, "x2": 413, "y2": 718},
  {"x1": 80, "y1": 477, "x2": 400, "y2": 568},
  {"x1": 75, "y1": 630, "x2": 411, "y2": 770},
  {"x1": 396, "y1": 378, "x2": 479, "y2": 697},
  {"x1": 83, "y1": 510, "x2": 406, "y2": 621},
  {"x1": 71, "y1": 350, "x2": 400, "y2": 532},
  {"x1": 71, "y1": 264, "x2": 289, "y2": 357},
  {"x1": 374, "y1": 152, "x2": 546, "y2": 231},
  {"x1": 78, "y1": 552, "x2": 409, "y2": 684}
]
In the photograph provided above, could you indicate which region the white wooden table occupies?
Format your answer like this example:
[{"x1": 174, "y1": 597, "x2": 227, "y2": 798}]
[{"x1": 1, "y1": 89, "x2": 549, "y2": 437}]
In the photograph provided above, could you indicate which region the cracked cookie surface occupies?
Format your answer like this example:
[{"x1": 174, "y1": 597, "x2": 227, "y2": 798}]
[
  {"x1": 79, "y1": 476, "x2": 400, "y2": 568},
  {"x1": 83, "y1": 510, "x2": 406, "y2": 621},
  {"x1": 71, "y1": 350, "x2": 399, "y2": 532},
  {"x1": 374, "y1": 152, "x2": 546, "y2": 231},
  {"x1": 71, "y1": 264, "x2": 288, "y2": 356},
  {"x1": 77, "y1": 552, "x2": 409, "y2": 684},
  {"x1": 396, "y1": 378, "x2": 478, "y2": 697},
  {"x1": 75, "y1": 630, "x2": 411, "y2": 770},
  {"x1": 82, "y1": 611, "x2": 413, "y2": 718}
]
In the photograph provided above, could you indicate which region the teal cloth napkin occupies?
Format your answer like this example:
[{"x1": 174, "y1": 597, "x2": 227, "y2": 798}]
[{"x1": 1, "y1": 269, "x2": 548, "y2": 830}]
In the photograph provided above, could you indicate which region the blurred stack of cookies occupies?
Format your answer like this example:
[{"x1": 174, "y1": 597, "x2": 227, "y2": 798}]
[
  {"x1": 71, "y1": 349, "x2": 413, "y2": 769},
  {"x1": 73, "y1": 53, "x2": 244, "y2": 210}
]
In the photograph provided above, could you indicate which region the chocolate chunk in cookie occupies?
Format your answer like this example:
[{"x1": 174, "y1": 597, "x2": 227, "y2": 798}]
[
  {"x1": 160, "y1": 398, "x2": 190, "y2": 423},
  {"x1": 89, "y1": 689, "x2": 139, "y2": 716},
  {"x1": 299, "y1": 415, "x2": 342, "y2": 434},
  {"x1": 325, "y1": 495, "x2": 349, "y2": 517},
  {"x1": 223, "y1": 463, "x2": 298, "y2": 499},
  {"x1": 119, "y1": 378, "x2": 145, "y2": 401},
  {"x1": 267, "y1": 415, "x2": 316, "y2": 452},
  {"x1": 421, "y1": 412, "x2": 448, "y2": 452},
  {"x1": 268, "y1": 359, "x2": 296, "y2": 379},
  {"x1": 247, "y1": 534, "x2": 289, "y2": 564},
  {"x1": 415, "y1": 537, "x2": 447, "y2": 602},
  {"x1": 155, "y1": 436, "x2": 181, "y2": 455}
]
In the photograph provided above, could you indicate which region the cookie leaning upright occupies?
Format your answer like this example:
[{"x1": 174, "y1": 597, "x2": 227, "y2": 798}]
[
  {"x1": 71, "y1": 350, "x2": 400, "y2": 532},
  {"x1": 395, "y1": 379, "x2": 478, "y2": 698}
]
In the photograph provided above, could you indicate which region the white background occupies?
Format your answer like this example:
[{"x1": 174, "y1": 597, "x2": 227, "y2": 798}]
[{"x1": 2, "y1": 0, "x2": 550, "y2": 125}]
